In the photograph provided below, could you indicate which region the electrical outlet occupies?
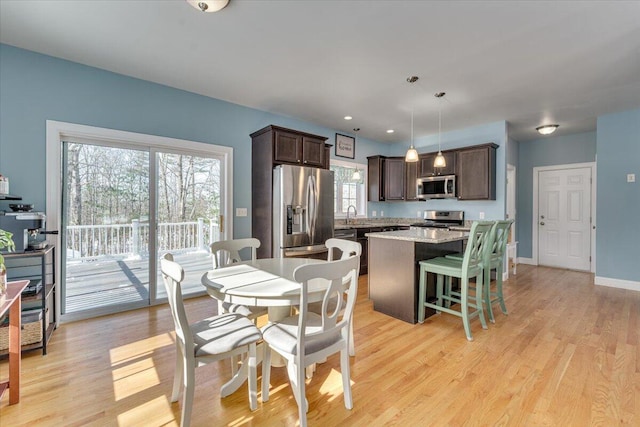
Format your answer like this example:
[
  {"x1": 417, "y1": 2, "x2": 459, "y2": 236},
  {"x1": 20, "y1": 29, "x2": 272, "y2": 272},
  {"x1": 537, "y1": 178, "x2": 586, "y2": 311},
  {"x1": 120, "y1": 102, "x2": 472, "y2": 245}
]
[
  {"x1": 479, "y1": 212, "x2": 485, "y2": 219},
  {"x1": 417, "y1": 211, "x2": 422, "y2": 218},
  {"x1": 235, "y1": 208, "x2": 247, "y2": 217},
  {"x1": 372, "y1": 210, "x2": 377, "y2": 217},
  {"x1": 628, "y1": 173, "x2": 636, "y2": 183},
  {"x1": 380, "y1": 211, "x2": 384, "y2": 217}
]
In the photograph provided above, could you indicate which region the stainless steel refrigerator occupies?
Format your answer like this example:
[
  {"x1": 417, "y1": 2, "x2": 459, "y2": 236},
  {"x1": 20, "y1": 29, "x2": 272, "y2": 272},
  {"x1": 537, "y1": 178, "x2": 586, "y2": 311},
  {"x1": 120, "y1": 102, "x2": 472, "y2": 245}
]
[{"x1": 272, "y1": 164, "x2": 334, "y2": 258}]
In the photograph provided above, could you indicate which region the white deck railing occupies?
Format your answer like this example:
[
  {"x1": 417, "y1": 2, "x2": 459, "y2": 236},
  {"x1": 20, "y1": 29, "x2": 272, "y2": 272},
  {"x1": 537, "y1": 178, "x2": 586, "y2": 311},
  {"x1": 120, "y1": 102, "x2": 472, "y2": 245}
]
[{"x1": 66, "y1": 218, "x2": 219, "y2": 260}]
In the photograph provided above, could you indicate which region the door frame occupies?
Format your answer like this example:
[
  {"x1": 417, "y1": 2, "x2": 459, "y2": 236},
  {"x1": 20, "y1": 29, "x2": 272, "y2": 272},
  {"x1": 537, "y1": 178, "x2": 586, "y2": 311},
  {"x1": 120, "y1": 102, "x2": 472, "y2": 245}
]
[
  {"x1": 46, "y1": 120, "x2": 234, "y2": 322},
  {"x1": 532, "y1": 162, "x2": 596, "y2": 272}
]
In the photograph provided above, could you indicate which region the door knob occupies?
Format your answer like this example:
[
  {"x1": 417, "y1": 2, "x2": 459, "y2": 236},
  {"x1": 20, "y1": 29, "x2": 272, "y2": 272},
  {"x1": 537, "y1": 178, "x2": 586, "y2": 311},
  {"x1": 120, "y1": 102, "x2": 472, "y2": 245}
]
[{"x1": 540, "y1": 222, "x2": 545, "y2": 226}]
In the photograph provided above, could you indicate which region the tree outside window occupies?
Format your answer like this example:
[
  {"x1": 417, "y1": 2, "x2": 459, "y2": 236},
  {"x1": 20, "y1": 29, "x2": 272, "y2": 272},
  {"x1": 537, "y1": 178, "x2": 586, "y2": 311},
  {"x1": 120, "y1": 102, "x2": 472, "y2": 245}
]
[{"x1": 330, "y1": 160, "x2": 367, "y2": 218}]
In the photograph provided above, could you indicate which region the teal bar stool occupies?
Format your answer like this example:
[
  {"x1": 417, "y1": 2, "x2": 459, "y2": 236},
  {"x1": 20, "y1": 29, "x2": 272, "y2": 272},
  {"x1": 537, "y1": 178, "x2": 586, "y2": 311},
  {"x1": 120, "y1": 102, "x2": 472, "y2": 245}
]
[
  {"x1": 417, "y1": 221, "x2": 494, "y2": 341},
  {"x1": 446, "y1": 219, "x2": 514, "y2": 323}
]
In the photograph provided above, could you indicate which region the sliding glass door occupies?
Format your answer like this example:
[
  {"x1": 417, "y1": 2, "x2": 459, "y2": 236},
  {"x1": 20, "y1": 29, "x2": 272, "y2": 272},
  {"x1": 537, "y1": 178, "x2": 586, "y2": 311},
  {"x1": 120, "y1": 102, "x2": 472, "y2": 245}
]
[{"x1": 61, "y1": 140, "x2": 226, "y2": 318}]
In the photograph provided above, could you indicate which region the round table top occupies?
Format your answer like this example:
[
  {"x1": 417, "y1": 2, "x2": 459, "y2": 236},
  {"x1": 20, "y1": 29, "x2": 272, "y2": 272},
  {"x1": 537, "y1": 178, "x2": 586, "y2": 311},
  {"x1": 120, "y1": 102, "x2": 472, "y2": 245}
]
[{"x1": 201, "y1": 257, "x2": 326, "y2": 307}]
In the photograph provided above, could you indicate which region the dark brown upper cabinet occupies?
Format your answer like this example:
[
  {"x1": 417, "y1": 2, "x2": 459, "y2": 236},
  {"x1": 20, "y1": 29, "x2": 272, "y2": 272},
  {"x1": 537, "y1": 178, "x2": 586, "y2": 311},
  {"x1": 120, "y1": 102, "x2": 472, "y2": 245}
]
[
  {"x1": 384, "y1": 157, "x2": 406, "y2": 201},
  {"x1": 252, "y1": 125, "x2": 328, "y2": 169},
  {"x1": 367, "y1": 155, "x2": 385, "y2": 201},
  {"x1": 456, "y1": 143, "x2": 498, "y2": 200},
  {"x1": 418, "y1": 151, "x2": 456, "y2": 177},
  {"x1": 405, "y1": 160, "x2": 418, "y2": 201}
]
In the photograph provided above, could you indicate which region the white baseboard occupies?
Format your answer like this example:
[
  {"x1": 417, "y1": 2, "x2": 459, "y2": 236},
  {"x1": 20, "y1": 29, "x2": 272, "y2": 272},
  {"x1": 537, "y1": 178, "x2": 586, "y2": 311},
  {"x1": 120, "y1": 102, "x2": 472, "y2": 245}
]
[
  {"x1": 517, "y1": 257, "x2": 536, "y2": 265},
  {"x1": 594, "y1": 276, "x2": 640, "y2": 291}
]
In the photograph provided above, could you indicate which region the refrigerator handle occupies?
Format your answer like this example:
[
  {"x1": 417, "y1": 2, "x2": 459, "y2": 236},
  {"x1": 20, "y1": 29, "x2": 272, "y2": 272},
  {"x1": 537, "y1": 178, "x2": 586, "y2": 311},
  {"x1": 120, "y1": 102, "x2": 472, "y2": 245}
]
[{"x1": 306, "y1": 174, "x2": 317, "y2": 242}]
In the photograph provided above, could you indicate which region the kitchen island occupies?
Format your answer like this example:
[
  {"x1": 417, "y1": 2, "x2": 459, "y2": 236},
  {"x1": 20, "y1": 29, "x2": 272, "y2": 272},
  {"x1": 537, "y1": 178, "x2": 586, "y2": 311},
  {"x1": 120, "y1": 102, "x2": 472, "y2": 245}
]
[{"x1": 366, "y1": 228, "x2": 468, "y2": 323}]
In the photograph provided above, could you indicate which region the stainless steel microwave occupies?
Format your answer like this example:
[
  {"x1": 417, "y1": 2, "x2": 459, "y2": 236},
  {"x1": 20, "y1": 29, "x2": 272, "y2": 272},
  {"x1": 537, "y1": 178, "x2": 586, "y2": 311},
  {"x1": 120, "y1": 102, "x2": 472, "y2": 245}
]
[{"x1": 417, "y1": 175, "x2": 456, "y2": 199}]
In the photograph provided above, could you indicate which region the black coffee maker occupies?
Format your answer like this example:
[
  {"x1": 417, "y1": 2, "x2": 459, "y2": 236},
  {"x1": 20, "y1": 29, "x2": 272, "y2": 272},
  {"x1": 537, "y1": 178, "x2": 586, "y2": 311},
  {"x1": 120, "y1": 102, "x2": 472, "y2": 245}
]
[{"x1": 0, "y1": 211, "x2": 47, "y2": 252}]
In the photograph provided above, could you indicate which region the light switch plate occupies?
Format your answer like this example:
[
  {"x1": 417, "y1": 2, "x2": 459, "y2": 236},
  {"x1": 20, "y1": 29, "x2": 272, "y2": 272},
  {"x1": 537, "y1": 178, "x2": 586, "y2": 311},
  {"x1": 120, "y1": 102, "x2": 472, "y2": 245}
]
[
  {"x1": 372, "y1": 210, "x2": 377, "y2": 217},
  {"x1": 479, "y1": 212, "x2": 485, "y2": 219},
  {"x1": 236, "y1": 207, "x2": 248, "y2": 217},
  {"x1": 628, "y1": 173, "x2": 636, "y2": 183}
]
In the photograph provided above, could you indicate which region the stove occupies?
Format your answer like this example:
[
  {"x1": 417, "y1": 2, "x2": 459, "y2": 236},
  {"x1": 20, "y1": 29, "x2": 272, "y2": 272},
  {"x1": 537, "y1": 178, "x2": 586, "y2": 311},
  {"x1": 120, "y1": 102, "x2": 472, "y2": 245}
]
[{"x1": 410, "y1": 210, "x2": 464, "y2": 230}]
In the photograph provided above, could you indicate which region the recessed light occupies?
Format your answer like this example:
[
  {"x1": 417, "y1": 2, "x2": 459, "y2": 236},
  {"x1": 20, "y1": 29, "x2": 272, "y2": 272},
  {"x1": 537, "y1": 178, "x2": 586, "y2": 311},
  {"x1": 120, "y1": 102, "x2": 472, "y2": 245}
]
[
  {"x1": 344, "y1": 116, "x2": 353, "y2": 120},
  {"x1": 536, "y1": 124, "x2": 559, "y2": 135},
  {"x1": 386, "y1": 129, "x2": 394, "y2": 134}
]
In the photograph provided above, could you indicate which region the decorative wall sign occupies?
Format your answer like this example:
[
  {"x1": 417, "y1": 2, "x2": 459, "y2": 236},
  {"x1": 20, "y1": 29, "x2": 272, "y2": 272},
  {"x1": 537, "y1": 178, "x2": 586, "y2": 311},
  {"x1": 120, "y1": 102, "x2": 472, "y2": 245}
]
[{"x1": 335, "y1": 133, "x2": 355, "y2": 159}]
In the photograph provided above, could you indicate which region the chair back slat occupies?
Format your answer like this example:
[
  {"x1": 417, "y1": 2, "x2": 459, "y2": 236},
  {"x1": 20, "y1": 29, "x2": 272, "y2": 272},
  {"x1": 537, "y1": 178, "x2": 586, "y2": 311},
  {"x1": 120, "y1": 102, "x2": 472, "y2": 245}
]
[
  {"x1": 462, "y1": 221, "x2": 494, "y2": 271},
  {"x1": 492, "y1": 219, "x2": 514, "y2": 259},
  {"x1": 210, "y1": 238, "x2": 260, "y2": 268}
]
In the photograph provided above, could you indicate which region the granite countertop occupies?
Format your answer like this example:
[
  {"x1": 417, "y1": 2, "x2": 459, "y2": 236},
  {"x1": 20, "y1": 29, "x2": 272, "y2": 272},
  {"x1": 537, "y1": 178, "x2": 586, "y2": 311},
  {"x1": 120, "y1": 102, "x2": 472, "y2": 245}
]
[
  {"x1": 335, "y1": 222, "x2": 413, "y2": 230},
  {"x1": 365, "y1": 228, "x2": 469, "y2": 244}
]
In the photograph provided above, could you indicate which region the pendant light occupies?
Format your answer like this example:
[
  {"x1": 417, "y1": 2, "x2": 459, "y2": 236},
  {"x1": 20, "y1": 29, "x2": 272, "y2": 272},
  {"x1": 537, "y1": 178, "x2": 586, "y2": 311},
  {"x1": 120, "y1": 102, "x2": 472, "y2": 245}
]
[
  {"x1": 405, "y1": 110, "x2": 419, "y2": 162},
  {"x1": 433, "y1": 92, "x2": 447, "y2": 168},
  {"x1": 405, "y1": 76, "x2": 419, "y2": 162},
  {"x1": 352, "y1": 128, "x2": 362, "y2": 180}
]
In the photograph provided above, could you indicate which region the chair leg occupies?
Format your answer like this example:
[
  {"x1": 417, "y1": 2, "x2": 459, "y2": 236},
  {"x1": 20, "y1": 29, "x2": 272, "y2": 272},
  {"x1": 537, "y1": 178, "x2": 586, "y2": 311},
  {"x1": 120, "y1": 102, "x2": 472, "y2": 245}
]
[
  {"x1": 484, "y1": 267, "x2": 495, "y2": 323},
  {"x1": 418, "y1": 265, "x2": 427, "y2": 323},
  {"x1": 340, "y1": 347, "x2": 353, "y2": 410},
  {"x1": 181, "y1": 357, "x2": 195, "y2": 427},
  {"x1": 261, "y1": 345, "x2": 272, "y2": 402},
  {"x1": 296, "y1": 362, "x2": 307, "y2": 427},
  {"x1": 348, "y1": 317, "x2": 355, "y2": 356},
  {"x1": 444, "y1": 276, "x2": 452, "y2": 308},
  {"x1": 248, "y1": 344, "x2": 258, "y2": 411},
  {"x1": 496, "y1": 261, "x2": 508, "y2": 314},
  {"x1": 460, "y1": 277, "x2": 473, "y2": 341},
  {"x1": 476, "y1": 273, "x2": 488, "y2": 330},
  {"x1": 171, "y1": 342, "x2": 183, "y2": 403},
  {"x1": 435, "y1": 274, "x2": 444, "y2": 312}
]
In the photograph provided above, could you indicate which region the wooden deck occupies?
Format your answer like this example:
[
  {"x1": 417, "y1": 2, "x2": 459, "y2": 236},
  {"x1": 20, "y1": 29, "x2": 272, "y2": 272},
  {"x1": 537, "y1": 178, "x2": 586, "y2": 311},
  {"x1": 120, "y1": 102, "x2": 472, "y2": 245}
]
[{"x1": 65, "y1": 251, "x2": 213, "y2": 314}]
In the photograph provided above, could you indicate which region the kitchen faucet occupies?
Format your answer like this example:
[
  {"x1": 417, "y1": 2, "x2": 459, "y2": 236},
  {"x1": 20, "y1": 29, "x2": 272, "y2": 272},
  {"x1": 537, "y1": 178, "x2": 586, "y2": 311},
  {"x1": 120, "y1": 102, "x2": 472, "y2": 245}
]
[{"x1": 346, "y1": 205, "x2": 357, "y2": 224}]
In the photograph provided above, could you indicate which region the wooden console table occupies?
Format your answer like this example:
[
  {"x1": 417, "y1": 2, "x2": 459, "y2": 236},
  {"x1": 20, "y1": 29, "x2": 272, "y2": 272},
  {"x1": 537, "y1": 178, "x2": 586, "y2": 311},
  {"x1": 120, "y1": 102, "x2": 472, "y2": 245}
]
[{"x1": 0, "y1": 280, "x2": 30, "y2": 405}]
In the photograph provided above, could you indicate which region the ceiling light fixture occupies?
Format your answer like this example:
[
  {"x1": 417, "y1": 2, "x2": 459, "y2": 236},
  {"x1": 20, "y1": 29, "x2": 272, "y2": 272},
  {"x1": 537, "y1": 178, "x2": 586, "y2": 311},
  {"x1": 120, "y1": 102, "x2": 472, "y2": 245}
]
[
  {"x1": 536, "y1": 124, "x2": 559, "y2": 135},
  {"x1": 386, "y1": 129, "x2": 394, "y2": 134},
  {"x1": 344, "y1": 116, "x2": 353, "y2": 121},
  {"x1": 434, "y1": 92, "x2": 447, "y2": 168},
  {"x1": 185, "y1": 0, "x2": 229, "y2": 13},
  {"x1": 405, "y1": 76, "x2": 419, "y2": 163}
]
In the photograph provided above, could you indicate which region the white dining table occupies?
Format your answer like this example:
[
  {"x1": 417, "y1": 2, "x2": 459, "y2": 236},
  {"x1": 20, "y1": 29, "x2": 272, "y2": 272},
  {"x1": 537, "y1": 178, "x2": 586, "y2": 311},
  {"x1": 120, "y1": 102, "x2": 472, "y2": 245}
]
[
  {"x1": 200, "y1": 257, "x2": 327, "y2": 395},
  {"x1": 201, "y1": 257, "x2": 327, "y2": 321}
]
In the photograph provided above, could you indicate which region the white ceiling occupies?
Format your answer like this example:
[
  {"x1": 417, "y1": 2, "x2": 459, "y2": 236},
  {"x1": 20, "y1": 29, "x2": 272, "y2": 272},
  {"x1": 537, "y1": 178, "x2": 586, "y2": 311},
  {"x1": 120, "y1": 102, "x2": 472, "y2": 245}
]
[{"x1": 1, "y1": 0, "x2": 639, "y2": 143}]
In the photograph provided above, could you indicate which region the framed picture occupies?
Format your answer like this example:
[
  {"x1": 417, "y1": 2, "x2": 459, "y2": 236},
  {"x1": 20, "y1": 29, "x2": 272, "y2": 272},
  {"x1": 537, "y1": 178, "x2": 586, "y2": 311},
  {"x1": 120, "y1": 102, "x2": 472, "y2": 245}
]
[{"x1": 335, "y1": 133, "x2": 355, "y2": 159}]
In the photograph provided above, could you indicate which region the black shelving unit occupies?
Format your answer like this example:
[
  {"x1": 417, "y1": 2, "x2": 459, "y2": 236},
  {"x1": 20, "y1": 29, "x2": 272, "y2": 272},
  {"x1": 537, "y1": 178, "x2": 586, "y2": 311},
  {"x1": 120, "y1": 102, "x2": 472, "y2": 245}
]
[
  {"x1": 1, "y1": 246, "x2": 56, "y2": 355},
  {"x1": 0, "y1": 194, "x2": 23, "y2": 200}
]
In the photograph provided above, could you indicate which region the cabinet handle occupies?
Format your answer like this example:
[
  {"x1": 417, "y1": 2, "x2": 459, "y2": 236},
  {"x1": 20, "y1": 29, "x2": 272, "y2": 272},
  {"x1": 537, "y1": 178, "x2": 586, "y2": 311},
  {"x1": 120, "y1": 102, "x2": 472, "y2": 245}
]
[{"x1": 304, "y1": 160, "x2": 308, "y2": 164}]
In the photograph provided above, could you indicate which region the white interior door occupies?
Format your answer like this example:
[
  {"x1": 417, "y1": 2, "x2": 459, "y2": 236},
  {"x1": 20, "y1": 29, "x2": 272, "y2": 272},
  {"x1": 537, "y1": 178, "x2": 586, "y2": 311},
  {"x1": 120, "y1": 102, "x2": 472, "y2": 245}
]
[{"x1": 538, "y1": 167, "x2": 591, "y2": 270}]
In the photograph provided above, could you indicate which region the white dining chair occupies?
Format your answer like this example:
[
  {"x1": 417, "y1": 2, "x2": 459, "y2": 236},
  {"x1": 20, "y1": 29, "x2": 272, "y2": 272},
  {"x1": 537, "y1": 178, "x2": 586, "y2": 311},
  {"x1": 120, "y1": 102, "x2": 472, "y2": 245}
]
[
  {"x1": 261, "y1": 256, "x2": 359, "y2": 427},
  {"x1": 209, "y1": 238, "x2": 268, "y2": 321},
  {"x1": 324, "y1": 238, "x2": 361, "y2": 356},
  {"x1": 160, "y1": 253, "x2": 262, "y2": 427}
]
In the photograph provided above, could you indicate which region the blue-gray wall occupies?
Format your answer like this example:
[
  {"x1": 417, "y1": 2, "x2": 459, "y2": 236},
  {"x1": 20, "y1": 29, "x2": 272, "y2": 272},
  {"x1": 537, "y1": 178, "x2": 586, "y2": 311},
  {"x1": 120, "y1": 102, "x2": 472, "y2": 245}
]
[
  {"x1": 0, "y1": 44, "x2": 391, "y2": 237},
  {"x1": 596, "y1": 109, "x2": 640, "y2": 283},
  {"x1": 516, "y1": 131, "x2": 597, "y2": 259}
]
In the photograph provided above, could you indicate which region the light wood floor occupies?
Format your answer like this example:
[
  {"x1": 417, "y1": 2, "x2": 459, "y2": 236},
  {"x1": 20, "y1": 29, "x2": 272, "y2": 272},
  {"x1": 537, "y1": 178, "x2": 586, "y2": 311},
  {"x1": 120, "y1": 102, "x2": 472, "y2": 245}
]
[{"x1": 1, "y1": 265, "x2": 638, "y2": 426}]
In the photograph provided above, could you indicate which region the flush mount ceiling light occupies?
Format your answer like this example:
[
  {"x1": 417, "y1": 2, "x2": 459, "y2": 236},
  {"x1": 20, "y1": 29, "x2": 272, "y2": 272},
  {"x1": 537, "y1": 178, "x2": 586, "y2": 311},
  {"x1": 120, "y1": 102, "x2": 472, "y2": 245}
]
[
  {"x1": 434, "y1": 92, "x2": 447, "y2": 168},
  {"x1": 536, "y1": 124, "x2": 559, "y2": 135},
  {"x1": 386, "y1": 129, "x2": 394, "y2": 134},
  {"x1": 405, "y1": 76, "x2": 419, "y2": 163},
  {"x1": 186, "y1": 0, "x2": 229, "y2": 12},
  {"x1": 344, "y1": 116, "x2": 353, "y2": 120}
]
